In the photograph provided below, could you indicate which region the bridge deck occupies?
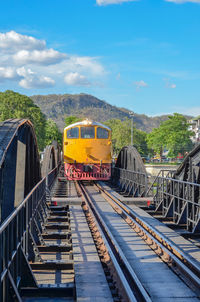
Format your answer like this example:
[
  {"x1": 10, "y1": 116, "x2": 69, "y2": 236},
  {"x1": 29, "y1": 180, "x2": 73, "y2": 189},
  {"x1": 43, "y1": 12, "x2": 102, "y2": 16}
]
[
  {"x1": 89, "y1": 184, "x2": 199, "y2": 301},
  {"x1": 33, "y1": 241, "x2": 74, "y2": 285},
  {"x1": 49, "y1": 181, "x2": 113, "y2": 301},
  {"x1": 100, "y1": 182, "x2": 200, "y2": 264},
  {"x1": 70, "y1": 204, "x2": 113, "y2": 302}
]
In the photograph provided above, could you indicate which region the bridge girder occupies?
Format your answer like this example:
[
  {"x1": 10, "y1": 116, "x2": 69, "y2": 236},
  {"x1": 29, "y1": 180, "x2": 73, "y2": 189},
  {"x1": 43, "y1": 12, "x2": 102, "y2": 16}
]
[
  {"x1": 113, "y1": 146, "x2": 147, "y2": 197},
  {"x1": 41, "y1": 140, "x2": 61, "y2": 178},
  {"x1": 0, "y1": 119, "x2": 41, "y2": 222}
]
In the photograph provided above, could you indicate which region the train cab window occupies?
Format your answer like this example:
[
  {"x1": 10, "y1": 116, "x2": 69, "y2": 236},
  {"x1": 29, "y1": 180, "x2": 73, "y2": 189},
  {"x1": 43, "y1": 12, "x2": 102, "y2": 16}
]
[
  {"x1": 97, "y1": 127, "x2": 109, "y2": 139},
  {"x1": 67, "y1": 127, "x2": 79, "y2": 138},
  {"x1": 81, "y1": 127, "x2": 95, "y2": 138}
]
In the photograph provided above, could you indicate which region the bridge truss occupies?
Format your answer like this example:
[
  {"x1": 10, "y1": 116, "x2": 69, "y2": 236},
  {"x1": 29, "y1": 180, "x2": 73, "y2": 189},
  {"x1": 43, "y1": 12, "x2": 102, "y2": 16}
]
[
  {"x1": 112, "y1": 144, "x2": 200, "y2": 233},
  {"x1": 0, "y1": 119, "x2": 61, "y2": 301}
]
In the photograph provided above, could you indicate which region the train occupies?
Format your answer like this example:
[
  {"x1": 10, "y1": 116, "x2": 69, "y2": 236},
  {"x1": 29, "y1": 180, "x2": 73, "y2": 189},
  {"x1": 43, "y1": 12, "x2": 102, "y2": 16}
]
[{"x1": 63, "y1": 119, "x2": 112, "y2": 180}]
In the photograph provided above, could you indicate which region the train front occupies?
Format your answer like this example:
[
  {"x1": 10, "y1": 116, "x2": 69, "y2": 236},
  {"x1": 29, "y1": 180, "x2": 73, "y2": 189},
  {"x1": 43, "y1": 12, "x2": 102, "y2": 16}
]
[{"x1": 63, "y1": 120, "x2": 112, "y2": 180}]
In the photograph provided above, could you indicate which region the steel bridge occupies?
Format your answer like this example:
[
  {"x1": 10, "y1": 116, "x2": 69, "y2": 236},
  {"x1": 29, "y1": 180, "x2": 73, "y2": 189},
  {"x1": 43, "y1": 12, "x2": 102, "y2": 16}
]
[
  {"x1": 112, "y1": 145, "x2": 200, "y2": 233},
  {"x1": 0, "y1": 119, "x2": 200, "y2": 301},
  {"x1": 0, "y1": 119, "x2": 61, "y2": 301}
]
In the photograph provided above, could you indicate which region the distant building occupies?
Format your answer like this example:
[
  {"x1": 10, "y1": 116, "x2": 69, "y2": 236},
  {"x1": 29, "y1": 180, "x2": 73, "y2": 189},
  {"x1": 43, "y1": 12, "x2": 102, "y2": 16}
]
[{"x1": 188, "y1": 116, "x2": 200, "y2": 143}]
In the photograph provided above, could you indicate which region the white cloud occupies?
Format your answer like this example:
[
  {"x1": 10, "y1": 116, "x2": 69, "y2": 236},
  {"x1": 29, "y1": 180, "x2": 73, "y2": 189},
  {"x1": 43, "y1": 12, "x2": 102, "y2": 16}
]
[
  {"x1": 96, "y1": 0, "x2": 136, "y2": 5},
  {"x1": 0, "y1": 31, "x2": 105, "y2": 89},
  {"x1": 17, "y1": 67, "x2": 34, "y2": 77},
  {"x1": 68, "y1": 56, "x2": 104, "y2": 75},
  {"x1": 0, "y1": 31, "x2": 46, "y2": 52},
  {"x1": 13, "y1": 49, "x2": 66, "y2": 66},
  {"x1": 18, "y1": 67, "x2": 55, "y2": 89},
  {"x1": 134, "y1": 80, "x2": 148, "y2": 89},
  {"x1": 19, "y1": 76, "x2": 55, "y2": 89},
  {"x1": 165, "y1": 0, "x2": 200, "y2": 3},
  {"x1": 64, "y1": 72, "x2": 91, "y2": 86},
  {"x1": 164, "y1": 78, "x2": 176, "y2": 89},
  {"x1": 0, "y1": 67, "x2": 20, "y2": 81}
]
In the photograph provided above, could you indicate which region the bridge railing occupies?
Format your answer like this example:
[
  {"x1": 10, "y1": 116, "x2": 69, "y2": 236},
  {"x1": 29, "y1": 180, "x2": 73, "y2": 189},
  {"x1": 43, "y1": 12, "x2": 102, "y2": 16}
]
[
  {"x1": 152, "y1": 174, "x2": 200, "y2": 233},
  {"x1": 46, "y1": 164, "x2": 60, "y2": 190},
  {"x1": 0, "y1": 164, "x2": 60, "y2": 302},
  {"x1": 112, "y1": 166, "x2": 200, "y2": 233},
  {"x1": 146, "y1": 169, "x2": 176, "y2": 196},
  {"x1": 112, "y1": 167, "x2": 148, "y2": 197}
]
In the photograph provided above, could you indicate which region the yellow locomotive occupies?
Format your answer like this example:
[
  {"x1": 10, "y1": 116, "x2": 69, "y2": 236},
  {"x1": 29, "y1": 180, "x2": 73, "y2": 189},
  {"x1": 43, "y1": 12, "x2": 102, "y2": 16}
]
[{"x1": 63, "y1": 119, "x2": 112, "y2": 180}]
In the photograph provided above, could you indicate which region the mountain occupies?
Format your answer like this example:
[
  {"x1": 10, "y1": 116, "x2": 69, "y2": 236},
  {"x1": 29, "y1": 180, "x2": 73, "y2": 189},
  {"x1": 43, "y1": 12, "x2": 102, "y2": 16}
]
[{"x1": 30, "y1": 93, "x2": 175, "y2": 132}]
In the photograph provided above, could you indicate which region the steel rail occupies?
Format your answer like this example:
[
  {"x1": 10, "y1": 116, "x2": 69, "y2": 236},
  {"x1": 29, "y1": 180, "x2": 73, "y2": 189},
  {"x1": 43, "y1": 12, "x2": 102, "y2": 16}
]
[
  {"x1": 77, "y1": 181, "x2": 152, "y2": 302},
  {"x1": 95, "y1": 182, "x2": 200, "y2": 293}
]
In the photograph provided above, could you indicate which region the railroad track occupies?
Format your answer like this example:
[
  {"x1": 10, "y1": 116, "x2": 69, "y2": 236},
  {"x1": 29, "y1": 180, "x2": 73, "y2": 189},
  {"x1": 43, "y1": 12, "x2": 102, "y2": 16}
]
[{"x1": 77, "y1": 180, "x2": 200, "y2": 301}]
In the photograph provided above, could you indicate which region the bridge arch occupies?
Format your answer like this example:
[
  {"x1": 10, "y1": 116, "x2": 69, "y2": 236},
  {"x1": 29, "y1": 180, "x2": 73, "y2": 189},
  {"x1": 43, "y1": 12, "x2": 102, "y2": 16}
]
[
  {"x1": 41, "y1": 140, "x2": 61, "y2": 178},
  {"x1": 113, "y1": 145, "x2": 147, "y2": 197},
  {"x1": 115, "y1": 145, "x2": 146, "y2": 173},
  {"x1": 0, "y1": 119, "x2": 41, "y2": 222}
]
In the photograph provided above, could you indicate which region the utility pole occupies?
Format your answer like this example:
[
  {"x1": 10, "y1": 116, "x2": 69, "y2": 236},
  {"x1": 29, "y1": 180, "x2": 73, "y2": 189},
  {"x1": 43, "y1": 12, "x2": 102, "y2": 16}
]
[{"x1": 129, "y1": 112, "x2": 134, "y2": 146}]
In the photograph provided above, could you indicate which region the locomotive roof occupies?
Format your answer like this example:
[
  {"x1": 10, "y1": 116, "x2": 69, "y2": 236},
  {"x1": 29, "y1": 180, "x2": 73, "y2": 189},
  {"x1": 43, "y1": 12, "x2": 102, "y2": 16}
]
[{"x1": 64, "y1": 120, "x2": 111, "y2": 131}]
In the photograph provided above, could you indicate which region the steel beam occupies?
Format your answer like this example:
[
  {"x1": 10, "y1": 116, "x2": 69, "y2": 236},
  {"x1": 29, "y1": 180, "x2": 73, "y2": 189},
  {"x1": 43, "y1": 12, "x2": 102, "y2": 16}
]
[{"x1": 14, "y1": 140, "x2": 26, "y2": 208}]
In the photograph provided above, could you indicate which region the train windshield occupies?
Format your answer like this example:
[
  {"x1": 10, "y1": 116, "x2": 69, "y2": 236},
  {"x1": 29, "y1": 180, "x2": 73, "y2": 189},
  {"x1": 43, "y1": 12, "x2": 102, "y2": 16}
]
[
  {"x1": 97, "y1": 127, "x2": 109, "y2": 139},
  {"x1": 81, "y1": 127, "x2": 95, "y2": 138},
  {"x1": 67, "y1": 127, "x2": 79, "y2": 138}
]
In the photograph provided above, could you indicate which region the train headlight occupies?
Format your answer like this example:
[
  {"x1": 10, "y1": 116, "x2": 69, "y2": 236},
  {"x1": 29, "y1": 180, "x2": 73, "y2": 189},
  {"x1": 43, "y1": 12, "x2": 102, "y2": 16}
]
[{"x1": 83, "y1": 119, "x2": 92, "y2": 125}]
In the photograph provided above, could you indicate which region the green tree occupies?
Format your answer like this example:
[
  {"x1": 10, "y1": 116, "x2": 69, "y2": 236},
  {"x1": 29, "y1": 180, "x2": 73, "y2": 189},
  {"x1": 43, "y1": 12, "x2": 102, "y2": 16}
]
[
  {"x1": 64, "y1": 116, "x2": 82, "y2": 127},
  {"x1": 44, "y1": 119, "x2": 62, "y2": 146},
  {"x1": 105, "y1": 118, "x2": 148, "y2": 156},
  {"x1": 147, "y1": 113, "x2": 194, "y2": 157},
  {"x1": 0, "y1": 90, "x2": 46, "y2": 150},
  {"x1": 146, "y1": 127, "x2": 165, "y2": 157}
]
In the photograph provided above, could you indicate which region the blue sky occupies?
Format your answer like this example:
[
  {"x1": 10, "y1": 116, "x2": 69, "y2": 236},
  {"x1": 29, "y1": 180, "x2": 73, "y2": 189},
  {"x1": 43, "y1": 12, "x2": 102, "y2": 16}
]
[{"x1": 0, "y1": 0, "x2": 200, "y2": 116}]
